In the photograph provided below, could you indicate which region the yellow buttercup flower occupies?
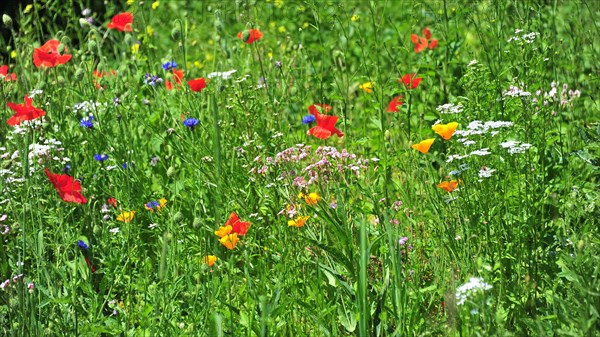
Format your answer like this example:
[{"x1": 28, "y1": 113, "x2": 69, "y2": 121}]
[
  {"x1": 152, "y1": 1, "x2": 160, "y2": 9},
  {"x1": 351, "y1": 15, "x2": 360, "y2": 22},
  {"x1": 131, "y1": 43, "x2": 140, "y2": 54}
]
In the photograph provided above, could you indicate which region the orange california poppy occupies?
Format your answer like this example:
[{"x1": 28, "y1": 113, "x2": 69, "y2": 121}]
[
  {"x1": 411, "y1": 138, "x2": 435, "y2": 154},
  {"x1": 437, "y1": 180, "x2": 459, "y2": 192},
  {"x1": 432, "y1": 122, "x2": 459, "y2": 140}
]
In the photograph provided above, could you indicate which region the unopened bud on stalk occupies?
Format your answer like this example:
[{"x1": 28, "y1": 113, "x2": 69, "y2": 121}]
[
  {"x1": 166, "y1": 166, "x2": 176, "y2": 177},
  {"x1": 79, "y1": 18, "x2": 90, "y2": 28},
  {"x1": 2, "y1": 14, "x2": 13, "y2": 27},
  {"x1": 74, "y1": 68, "x2": 85, "y2": 81},
  {"x1": 171, "y1": 27, "x2": 181, "y2": 40},
  {"x1": 87, "y1": 39, "x2": 97, "y2": 52}
]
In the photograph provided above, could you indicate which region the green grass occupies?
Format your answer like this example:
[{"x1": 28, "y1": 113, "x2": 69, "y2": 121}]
[{"x1": 0, "y1": 0, "x2": 599, "y2": 336}]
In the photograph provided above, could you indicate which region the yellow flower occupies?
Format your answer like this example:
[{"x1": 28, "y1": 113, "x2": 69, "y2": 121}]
[
  {"x1": 351, "y1": 14, "x2": 360, "y2": 22},
  {"x1": 127, "y1": 0, "x2": 134, "y2": 4},
  {"x1": 131, "y1": 43, "x2": 140, "y2": 55},
  {"x1": 214, "y1": 225, "x2": 232, "y2": 238},
  {"x1": 10, "y1": 51, "x2": 17, "y2": 59},
  {"x1": 304, "y1": 192, "x2": 321, "y2": 205},
  {"x1": 219, "y1": 233, "x2": 239, "y2": 250},
  {"x1": 432, "y1": 122, "x2": 459, "y2": 140},
  {"x1": 194, "y1": 61, "x2": 203, "y2": 69},
  {"x1": 274, "y1": 0, "x2": 284, "y2": 8},
  {"x1": 117, "y1": 211, "x2": 136, "y2": 223},
  {"x1": 152, "y1": 1, "x2": 160, "y2": 9},
  {"x1": 359, "y1": 81, "x2": 374, "y2": 93},
  {"x1": 269, "y1": 21, "x2": 277, "y2": 29},
  {"x1": 146, "y1": 26, "x2": 154, "y2": 35},
  {"x1": 411, "y1": 138, "x2": 435, "y2": 154},
  {"x1": 302, "y1": 22, "x2": 309, "y2": 29},
  {"x1": 278, "y1": 26, "x2": 286, "y2": 33},
  {"x1": 205, "y1": 52, "x2": 214, "y2": 62},
  {"x1": 203, "y1": 255, "x2": 217, "y2": 267},
  {"x1": 144, "y1": 198, "x2": 167, "y2": 212},
  {"x1": 24, "y1": 4, "x2": 33, "y2": 14},
  {"x1": 268, "y1": 51, "x2": 273, "y2": 59},
  {"x1": 288, "y1": 216, "x2": 310, "y2": 228}
]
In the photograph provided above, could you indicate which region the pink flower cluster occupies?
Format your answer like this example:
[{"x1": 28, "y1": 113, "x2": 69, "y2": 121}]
[{"x1": 250, "y1": 144, "x2": 378, "y2": 187}]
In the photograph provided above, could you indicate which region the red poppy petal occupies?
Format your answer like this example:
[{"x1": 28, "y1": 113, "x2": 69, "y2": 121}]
[
  {"x1": 188, "y1": 78, "x2": 207, "y2": 92},
  {"x1": 307, "y1": 126, "x2": 333, "y2": 139}
]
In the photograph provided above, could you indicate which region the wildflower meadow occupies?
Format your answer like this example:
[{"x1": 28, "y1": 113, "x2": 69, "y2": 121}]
[{"x1": 1, "y1": 0, "x2": 599, "y2": 336}]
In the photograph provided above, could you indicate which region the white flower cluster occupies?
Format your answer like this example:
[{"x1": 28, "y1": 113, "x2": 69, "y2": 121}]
[
  {"x1": 507, "y1": 29, "x2": 539, "y2": 44},
  {"x1": 72, "y1": 101, "x2": 107, "y2": 115},
  {"x1": 500, "y1": 140, "x2": 532, "y2": 154},
  {"x1": 478, "y1": 166, "x2": 496, "y2": 179},
  {"x1": 455, "y1": 120, "x2": 514, "y2": 138},
  {"x1": 207, "y1": 69, "x2": 237, "y2": 80},
  {"x1": 455, "y1": 277, "x2": 493, "y2": 306},
  {"x1": 436, "y1": 103, "x2": 463, "y2": 114},
  {"x1": 502, "y1": 85, "x2": 531, "y2": 98}
]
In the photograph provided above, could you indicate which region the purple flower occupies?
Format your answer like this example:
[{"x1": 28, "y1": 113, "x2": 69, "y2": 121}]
[
  {"x1": 398, "y1": 237, "x2": 408, "y2": 245},
  {"x1": 183, "y1": 118, "x2": 199, "y2": 130},
  {"x1": 80, "y1": 115, "x2": 94, "y2": 128}
]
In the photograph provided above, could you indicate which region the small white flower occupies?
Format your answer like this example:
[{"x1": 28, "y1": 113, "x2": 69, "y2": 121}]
[
  {"x1": 470, "y1": 148, "x2": 491, "y2": 156},
  {"x1": 109, "y1": 227, "x2": 120, "y2": 234}
]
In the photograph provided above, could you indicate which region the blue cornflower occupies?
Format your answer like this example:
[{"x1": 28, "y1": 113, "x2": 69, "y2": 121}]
[
  {"x1": 94, "y1": 154, "x2": 109, "y2": 162},
  {"x1": 77, "y1": 240, "x2": 89, "y2": 250},
  {"x1": 183, "y1": 117, "x2": 199, "y2": 130},
  {"x1": 121, "y1": 162, "x2": 129, "y2": 169},
  {"x1": 146, "y1": 201, "x2": 159, "y2": 208},
  {"x1": 63, "y1": 164, "x2": 71, "y2": 174},
  {"x1": 80, "y1": 115, "x2": 94, "y2": 128},
  {"x1": 302, "y1": 115, "x2": 316, "y2": 124},
  {"x1": 162, "y1": 61, "x2": 178, "y2": 71}
]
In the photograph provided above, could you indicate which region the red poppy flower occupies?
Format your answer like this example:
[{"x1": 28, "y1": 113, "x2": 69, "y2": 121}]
[
  {"x1": 386, "y1": 96, "x2": 404, "y2": 112},
  {"x1": 107, "y1": 12, "x2": 133, "y2": 32},
  {"x1": 44, "y1": 168, "x2": 88, "y2": 204},
  {"x1": 308, "y1": 103, "x2": 332, "y2": 116},
  {"x1": 237, "y1": 28, "x2": 263, "y2": 44},
  {"x1": 6, "y1": 96, "x2": 46, "y2": 126},
  {"x1": 225, "y1": 212, "x2": 250, "y2": 236},
  {"x1": 33, "y1": 39, "x2": 72, "y2": 68},
  {"x1": 400, "y1": 74, "x2": 422, "y2": 89},
  {"x1": 107, "y1": 197, "x2": 117, "y2": 207},
  {"x1": 0, "y1": 65, "x2": 16, "y2": 81},
  {"x1": 172, "y1": 68, "x2": 184, "y2": 84},
  {"x1": 188, "y1": 78, "x2": 207, "y2": 92},
  {"x1": 411, "y1": 27, "x2": 438, "y2": 53},
  {"x1": 307, "y1": 109, "x2": 344, "y2": 140}
]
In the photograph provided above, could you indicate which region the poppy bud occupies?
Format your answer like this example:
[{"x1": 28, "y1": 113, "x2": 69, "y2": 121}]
[
  {"x1": 578, "y1": 239, "x2": 584, "y2": 251},
  {"x1": 2, "y1": 14, "x2": 12, "y2": 27},
  {"x1": 93, "y1": 224, "x2": 102, "y2": 235},
  {"x1": 87, "y1": 40, "x2": 97, "y2": 52},
  {"x1": 214, "y1": 18, "x2": 223, "y2": 32},
  {"x1": 240, "y1": 29, "x2": 250, "y2": 42},
  {"x1": 171, "y1": 27, "x2": 181, "y2": 40},
  {"x1": 79, "y1": 18, "x2": 90, "y2": 28},
  {"x1": 57, "y1": 75, "x2": 65, "y2": 84},
  {"x1": 173, "y1": 211, "x2": 184, "y2": 223},
  {"x1": 193, "y1": 217, "x2": 202, "y2": 228},
  {"x1": 74, "y1": 68, "x2": 84, "y2": 81},
  {"x1": 385, "y1": 130, "x2": 391, "y2": 141},
  {"x1": 166, "y1": 166, "x2": 176, "y2": 177}
]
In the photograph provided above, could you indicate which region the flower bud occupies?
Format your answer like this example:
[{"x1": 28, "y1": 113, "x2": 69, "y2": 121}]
[
  {"x1": 79, "y1": 18, "x2": 90, "y2": 28},
  {"x1": 166, "y1": 166, "x2": 176, "y2": 177},
  {"x1": 74, "y1": 68, "x2": 85, "y2": 81},
  {"x1": 193, "y1": 217, "x2": 202, "y2": 228},
  {"x1": 87, "y1": 39, "x2": 97, "y2": 52},
  {"x1": 173, "y1": 211, "x2": 184, "y2": 223},
  {"x1": 171, "y1": 27, "x2": 181, "y2": 40},
  {"x1": 2, "y1": 14, "x2": 13, "y2": 27}
]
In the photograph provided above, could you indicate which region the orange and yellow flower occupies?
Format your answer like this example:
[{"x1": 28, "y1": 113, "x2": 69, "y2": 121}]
[
  {"x1": 432, "y1": 122, "x2": 458, "y2": 140},
  {"x1": 203, "y1": 255, "x2": 217, "y2": 266},
  {"x1": 437, "y1": 180, "x2": 459, "y2": 192},
  {"x1": 219, "y1": 233, "x2": 239, "y2": 250},
  {"x1": 117, "y1": 211, "x2": 136, "y2": 223},
  {"x1": 288, "y1": 215, "x2": 310, "y2": 228},
  {"x1": 298, "y1": 192, "x2": 321, "y2": 205},
  {"x1": 411, "y1": 138, "x2": 435, "y2": 154},
  {"x1": 359, "y1": 81, "x2": 374, "y2": 93}
]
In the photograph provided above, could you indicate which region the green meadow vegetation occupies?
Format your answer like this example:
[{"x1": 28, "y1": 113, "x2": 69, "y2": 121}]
[{"x1": 0, "y1": 0, "x2": 599, "y2": 335}]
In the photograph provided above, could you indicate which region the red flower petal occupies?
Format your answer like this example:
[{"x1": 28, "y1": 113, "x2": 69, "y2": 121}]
[
  {"x1": 33, "y1": 39, "x2": 72, "y2": 68},
  {"x1": 6, "y1": 96, "x2": 46, "y2": 126},
  {"x1": 225, "y1": 212, "x2": 250, "y2": 236},
  {"x1": 237, "y1": 28, "x2": 263, "y2": 44},
  {"x1": 307, "y1": 113, "x2": 344, "y2": 139},
  {"x1": 308, "y1": 103, "x2": 332, "y2": 116},
  {"x1": 44, "y1": 168, "x2": 87, "y2": 204},
  {"x1": 423, "y1": 27, "x2": 432, "y2": 40},
  {"x1": 386, "y1": 96, "x2": 404, "y2": 112},
  {"x1": 172, "y1": 68, "x2": 184, "y2": 84},
  {"x1": 107, "y1": 12, "x2": 133, "y2": 32},
  {"x1": 188, "y1": 78, "x2": 207, "y2": 92},
  {"x1": 400, "y1": 74, "x2": 422, "y2": 89}
]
